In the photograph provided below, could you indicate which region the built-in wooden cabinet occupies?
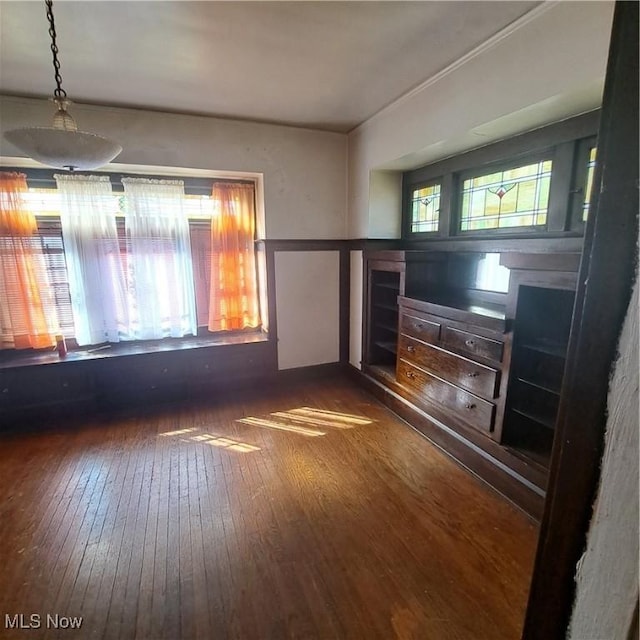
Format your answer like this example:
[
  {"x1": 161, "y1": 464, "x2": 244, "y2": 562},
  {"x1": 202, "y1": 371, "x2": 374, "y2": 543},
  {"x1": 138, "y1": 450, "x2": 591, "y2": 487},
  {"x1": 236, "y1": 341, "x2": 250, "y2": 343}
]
[
  {"x1": 396, "y1": 297, "x2": 503, "y2": 437},
  {"x1": 362, "y1": 249, "x2": 581, "y2": 517},
  {"x1": 0, "y1": 338, "x2": 273, "y2": 428},
  {"x1": 500, "y1": 255, "x2": 579, "y2": 473},
  {"x1": 364, "y1": 254, "x2": 405, "y2": 376}
]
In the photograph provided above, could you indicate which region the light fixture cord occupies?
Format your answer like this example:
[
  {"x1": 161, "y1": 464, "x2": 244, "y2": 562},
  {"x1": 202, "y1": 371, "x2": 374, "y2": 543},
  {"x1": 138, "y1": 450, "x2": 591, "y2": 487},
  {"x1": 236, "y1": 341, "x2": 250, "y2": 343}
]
[{"x1": 45, "y1": 0, "x2": 66, "y2": 100}]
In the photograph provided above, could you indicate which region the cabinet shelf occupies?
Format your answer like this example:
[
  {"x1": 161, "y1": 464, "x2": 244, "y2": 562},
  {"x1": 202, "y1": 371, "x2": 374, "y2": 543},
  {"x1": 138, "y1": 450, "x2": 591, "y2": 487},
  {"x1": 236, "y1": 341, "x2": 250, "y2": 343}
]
[
  {"x1": 367, "y1": 363, "x2": 396, "y2": 384},
  {"x1": 373, "y1": 340, "x2": 398, "y2": 355},
  {"x1": 374, "y1": 282, "x2": 401, "y2": 291},
  {"x1": 502, "y1": 284, "x2": 575, "y2": 479},
  {"x1": 425, "y1": 293, "x2": 506, "y2": 321},
  {"x1": 510, "y1": 407, "x2": 556, "y2": 431},
  {"x1": 373, "y1": 302, "x2": 399, "y2": 313},
  {"x1": 374, "y1": 321, "x2": 398, "y2": 334},
  {"x1": 516, "y1": 377, "x2": 561, "y2": 397},
  {"x1": 519, "y1": 340, "x2": 568, "y2": 359},
  {"x1": 505, "y1": 443, "x2": 551, "y2": 470}
]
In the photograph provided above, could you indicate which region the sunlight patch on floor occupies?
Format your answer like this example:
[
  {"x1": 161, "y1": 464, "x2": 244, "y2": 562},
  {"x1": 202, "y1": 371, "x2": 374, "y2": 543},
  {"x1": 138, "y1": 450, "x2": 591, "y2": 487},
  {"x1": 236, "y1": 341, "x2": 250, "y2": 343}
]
[
  {"x1": 159, "y1": 427, "x2": 198, "y2": 437},
  {"x1": 236, "y1": 406, "x2": 374, "y2": 437},
  {"x1": 289, "y1": 407, "x2": 373, "y2": 426},
  {"x1": 237, "y1": 416, "x2": 325, "y2": 437},
  {"x1": 187, "y1": 433, "x2": 260, "y2": 453},
  {"x1": 159, "y1": 427, "x2": 260, "y2": 452}
]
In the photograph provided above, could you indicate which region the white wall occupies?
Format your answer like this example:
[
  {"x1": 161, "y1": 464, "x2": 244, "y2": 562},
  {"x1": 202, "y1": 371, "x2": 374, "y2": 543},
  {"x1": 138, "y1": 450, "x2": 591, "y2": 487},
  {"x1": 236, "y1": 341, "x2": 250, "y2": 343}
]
[
  {"x1": 274, "y1": 251, "x2": 340, "y2": 370},
  {"x1": 0, "y1": 95, "x2": 347, "y2": 240},
  {"x1": 349, "y1": 250, "x2": 363, "y2": 369},
  {"x1": 568, "y1": 279, "x2": 639, "y2": 639},
  {"x1": 369, "y1": 171, "x2": 403, "y2": 240},
  {"x1": 347, "y1": 1, "x2": 615, "y2": 238}
]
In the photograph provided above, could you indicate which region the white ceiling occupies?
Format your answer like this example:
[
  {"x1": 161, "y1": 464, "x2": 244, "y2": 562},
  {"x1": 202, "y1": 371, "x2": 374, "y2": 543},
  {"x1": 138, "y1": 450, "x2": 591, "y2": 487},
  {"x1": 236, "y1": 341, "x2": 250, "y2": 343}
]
[{"x1": 0, "y1": 1, "x2": 540, "y2": 133}]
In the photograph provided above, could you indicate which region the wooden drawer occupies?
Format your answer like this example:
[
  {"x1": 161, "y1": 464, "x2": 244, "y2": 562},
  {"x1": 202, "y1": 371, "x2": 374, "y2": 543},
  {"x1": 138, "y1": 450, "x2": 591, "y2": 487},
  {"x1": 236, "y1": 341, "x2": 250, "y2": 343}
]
[
  {"x1": 399, "y1": 310, "x2": 441, "y2": 343},
  {"x1": 0, "y1": 366, "x2": 95, "y2": 410},
  {"x1": 398, "y1": 359, "x2": 495, "y2": 433},
  {"x1": 397, "y1": 335, "x2": 499, "y2": 399},
  {"x1": 442, "y1": 326, "x2": 503, "y2": 362},
  {"x1": 187, "y1": 346, "x2": 266, "y2": 382}
]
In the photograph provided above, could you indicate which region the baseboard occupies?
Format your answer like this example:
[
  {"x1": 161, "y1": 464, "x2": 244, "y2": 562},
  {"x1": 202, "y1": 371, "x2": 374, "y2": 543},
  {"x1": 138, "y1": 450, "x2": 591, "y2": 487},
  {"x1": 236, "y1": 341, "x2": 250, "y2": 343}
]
[{"x1": 272, "y1": 361, "x2": 347, "y2": 382}]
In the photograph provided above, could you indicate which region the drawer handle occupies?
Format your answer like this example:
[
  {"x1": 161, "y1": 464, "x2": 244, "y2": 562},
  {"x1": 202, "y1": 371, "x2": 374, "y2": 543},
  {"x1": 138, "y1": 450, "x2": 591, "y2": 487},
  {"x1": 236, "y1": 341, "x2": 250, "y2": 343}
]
[
  {"x1": 465, "y1": 339, "x2": 475, "y2": 347},
  {"x1": 467, "y1": 372, "x2": 479, "y2": 378},
  {"x1": 465, "y1": 403, "x2": 476, "y2": 410},
  {"x1": 405, "y1": 371, "x2": 416, "y2": 380},
  {"x1": 406, "y1": 345, "x2": 415, "y2": 353}
]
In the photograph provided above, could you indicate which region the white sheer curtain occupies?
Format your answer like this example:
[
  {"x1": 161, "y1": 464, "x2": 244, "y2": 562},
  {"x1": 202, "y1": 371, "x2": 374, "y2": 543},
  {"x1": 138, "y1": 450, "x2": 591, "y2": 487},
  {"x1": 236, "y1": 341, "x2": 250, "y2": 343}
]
[
  {"x1": 55, "y1": 174, "x2": 128, "y2": 346},
  {"x1": 121, "y1": 178, "x2": 197, "y2": 339}
]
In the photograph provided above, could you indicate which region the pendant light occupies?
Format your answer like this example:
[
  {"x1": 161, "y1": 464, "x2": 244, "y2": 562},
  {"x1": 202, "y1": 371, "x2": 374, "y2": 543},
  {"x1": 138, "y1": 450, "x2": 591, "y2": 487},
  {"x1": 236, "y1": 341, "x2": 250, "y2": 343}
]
[{"x1": 4, "y1": 0, "x2": 122, "y2": 171}]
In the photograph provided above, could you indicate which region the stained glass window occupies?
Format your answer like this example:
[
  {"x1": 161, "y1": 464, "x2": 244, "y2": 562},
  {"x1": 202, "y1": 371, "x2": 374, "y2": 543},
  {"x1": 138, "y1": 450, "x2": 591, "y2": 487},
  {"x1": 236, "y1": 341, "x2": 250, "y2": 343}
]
[
  {"x1": 582, "y1": 147, "x2": 597, "y2": 222},
  {"x1": 460, "y1": 160, "x2": 552, "y2": 231},
  {"x1": 410, "y1": 183, "x2": 441, "y2": 233}
]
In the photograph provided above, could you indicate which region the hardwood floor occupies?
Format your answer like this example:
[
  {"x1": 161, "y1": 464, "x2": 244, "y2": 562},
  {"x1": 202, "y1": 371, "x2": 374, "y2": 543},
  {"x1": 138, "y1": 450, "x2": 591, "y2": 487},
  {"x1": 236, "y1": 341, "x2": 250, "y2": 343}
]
[{"x1": 0, "y1": 374, "x2": 538, "y2": 639}]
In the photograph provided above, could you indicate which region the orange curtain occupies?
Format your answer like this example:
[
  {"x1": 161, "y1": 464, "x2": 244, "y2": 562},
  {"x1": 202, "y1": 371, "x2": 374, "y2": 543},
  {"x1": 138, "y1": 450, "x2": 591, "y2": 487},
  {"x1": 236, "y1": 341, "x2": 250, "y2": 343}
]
[
  {"x1": 208, "y1": 182, "x2": 259, "y2": 331},
  {"x1": 0, "y1": 172, "x2": 57, "y2": 349}
]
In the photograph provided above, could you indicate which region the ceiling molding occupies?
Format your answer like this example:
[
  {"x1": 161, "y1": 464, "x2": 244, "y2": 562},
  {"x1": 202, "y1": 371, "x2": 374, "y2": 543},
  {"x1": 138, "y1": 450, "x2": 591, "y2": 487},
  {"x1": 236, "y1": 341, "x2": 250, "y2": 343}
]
[{"x1": 351, "y1": 0, "x2": 560, "y2": 136}]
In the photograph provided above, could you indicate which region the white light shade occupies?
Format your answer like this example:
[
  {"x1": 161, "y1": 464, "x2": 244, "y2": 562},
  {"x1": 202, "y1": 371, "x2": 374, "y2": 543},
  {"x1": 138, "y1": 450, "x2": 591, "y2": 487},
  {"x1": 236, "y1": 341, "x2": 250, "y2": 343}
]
[{"x1": 4, "y1": 127, "x2": 122, "y2": 171}]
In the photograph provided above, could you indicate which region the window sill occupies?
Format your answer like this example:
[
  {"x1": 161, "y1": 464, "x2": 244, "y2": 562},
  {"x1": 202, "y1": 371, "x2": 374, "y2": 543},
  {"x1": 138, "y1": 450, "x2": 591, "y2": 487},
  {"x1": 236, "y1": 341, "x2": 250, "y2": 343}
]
[{"x1": 0, "y1": 330, "x2": 270, "y2": 371}]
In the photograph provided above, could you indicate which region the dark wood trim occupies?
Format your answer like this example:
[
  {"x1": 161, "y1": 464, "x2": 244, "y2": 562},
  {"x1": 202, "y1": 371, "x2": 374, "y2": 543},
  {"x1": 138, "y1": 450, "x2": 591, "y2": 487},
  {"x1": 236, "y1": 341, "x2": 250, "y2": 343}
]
[
  {"x1": 348, "y1": 238, "x2": 405, "y2": 251},
  {"x1": 339, "y1": 247, "x2": 350, "y2": 364},
  {"x1": 546, "y1": 141, "x2": 577, "y2": 233},
  {"x1": 267, "y1": 237, "x2": 585, "y2": 255},
  {"x1": 362, "y1": 249, "x2": 406, "y2": 262},
  {"x1": 523, "y1": 3, "x2": 639, "y2": 638},
  {"x1": 263, "y1": 242, "x2": 279, "y2": 368},
  {"x1": 440, "y1": 173, "x2": 455, "y2": 238},
  {"x1": 499, "y1": 252, "x2": 581, "y2": 273},
  {"x1": 399, "y1": 236, "x2": 584, "y2": 253},
  {"x1": 401, "y1": 174, "x2": 446, "y2": 240},
  {"x1": 257, "y1": 238, "x2": 349, "y2": 251},
  {"x1": 569, "y1": 135, "x2": 598, "y2": 232},
  {"x1": 272, "y1": 361, "x2": 346, "y2": 383},
  {"x1": 0, "y1": 331, "x2": 271, "y2": 371}
]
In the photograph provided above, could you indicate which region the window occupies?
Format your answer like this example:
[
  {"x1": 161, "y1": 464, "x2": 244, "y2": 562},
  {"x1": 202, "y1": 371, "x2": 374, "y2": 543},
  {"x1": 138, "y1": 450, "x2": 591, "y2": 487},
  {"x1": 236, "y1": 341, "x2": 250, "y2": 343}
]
[
  {"x1": 459, "y1": 160, "x2": 552, "y2": 231},
  {"x1": 409, "y1": 182, "x2": 441, "y2": 233},
  {"x1": 35, "y1": 217, "x2": 76, "y2": 340},
  {"x1": 0, "y1": 172, "x2": 263, "y2": 351},
  {"x1": 401, "y1": 111, "x2": 599, "y2": 239}
]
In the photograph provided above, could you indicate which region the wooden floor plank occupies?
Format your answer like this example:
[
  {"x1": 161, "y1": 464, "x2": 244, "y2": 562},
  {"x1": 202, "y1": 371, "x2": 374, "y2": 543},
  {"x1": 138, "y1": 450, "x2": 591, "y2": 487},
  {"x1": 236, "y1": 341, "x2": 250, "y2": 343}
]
[{"x1": 0, "y1": 374, "x2": 537, "y2": 639}]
